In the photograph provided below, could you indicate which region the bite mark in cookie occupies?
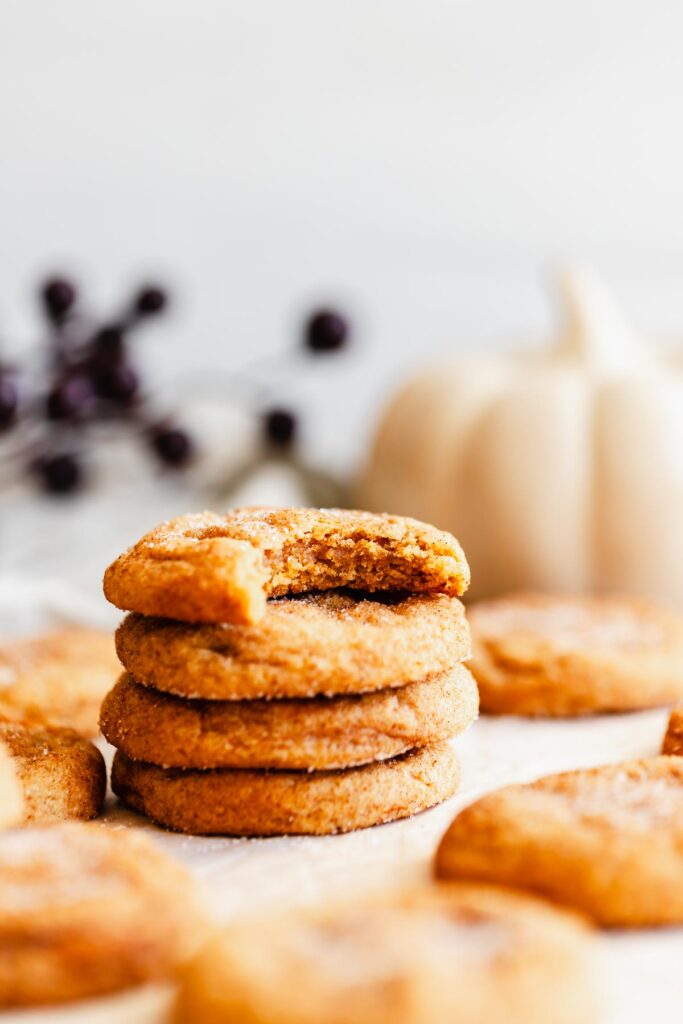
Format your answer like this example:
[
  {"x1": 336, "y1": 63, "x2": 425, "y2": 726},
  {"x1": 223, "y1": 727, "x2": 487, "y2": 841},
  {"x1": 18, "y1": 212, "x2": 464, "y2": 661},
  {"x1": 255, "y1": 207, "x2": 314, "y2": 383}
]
[{"x1": 104, "y1": 508, "x2": 470, "y2": 625}]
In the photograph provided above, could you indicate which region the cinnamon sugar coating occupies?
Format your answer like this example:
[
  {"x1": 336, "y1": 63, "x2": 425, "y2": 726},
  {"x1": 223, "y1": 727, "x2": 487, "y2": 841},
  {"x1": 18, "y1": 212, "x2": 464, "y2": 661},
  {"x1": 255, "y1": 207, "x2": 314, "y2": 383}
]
[
  {"x1": 116, "y1": 592, "x2": 470, "y2": 700},
  {"x1": 0, "y1": 720, "x2": 105, "y2": 824},
  {"x1": 436, "y1": 756, "x2": 683, "y2": 926},
  {"x1": 100, "y1": 667, "x2": 478, "y2": 771},
  {"x1": 112, "y1": 743, "x2": 460, "y2": 836},
  {"x1": 469, "y1": 593, "x2": 683, "y2": 716},
  {"x1": 104, "y1": 508, "x2": 470, "y2": 625}
]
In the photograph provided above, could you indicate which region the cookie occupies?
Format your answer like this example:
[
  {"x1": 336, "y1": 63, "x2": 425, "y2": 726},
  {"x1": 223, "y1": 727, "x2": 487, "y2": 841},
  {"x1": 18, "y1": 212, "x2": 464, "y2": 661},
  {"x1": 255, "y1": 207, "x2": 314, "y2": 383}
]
[
  {"x1": 0, "y1": 626, "x2": 120, "y2": 736},
  {"x1": 0, "y1": 823, "x2": 208, "y2": 1007},
  {"x1": 112, "y1": 743, "x2": 460, "y2": 835},
  {"x1": 115, "y1": 592, "x2": 470, "y2": 700},
  {"x1": 0, "y1": 720, "x2": 106, "y2": 824},
  {"x1": 103, "y1": 507, "x2": 470, "y2": 625},
  {"x1": 662, "y1": 707, "x2": 683, "y2": 755},
  {"x1": 435, "y1": 756, "x2": 683, "y2": 927},
  {"x1": 174, "y1": 883, "x2": 597, "y2": 1024},
  {"x1": 468, "y1": 592, "x2": 683, "y2": 715},
  {"x1": 0, "y1": 743, "x2": 24, "y2": 829},
  {"x1": 101, "y1": 667, "x2": 478, "y2": 771}
]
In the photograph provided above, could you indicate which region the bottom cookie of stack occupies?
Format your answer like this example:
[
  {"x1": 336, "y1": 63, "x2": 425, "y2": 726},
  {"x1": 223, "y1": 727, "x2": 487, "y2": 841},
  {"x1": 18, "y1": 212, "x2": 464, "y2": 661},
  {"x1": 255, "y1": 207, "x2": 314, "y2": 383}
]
[
  {"x1": 102, "y1": 662, "x2": 477, "y2": 835},
  {"x1": 111, "y1": 743, "x2": 460, "y2": 836}
]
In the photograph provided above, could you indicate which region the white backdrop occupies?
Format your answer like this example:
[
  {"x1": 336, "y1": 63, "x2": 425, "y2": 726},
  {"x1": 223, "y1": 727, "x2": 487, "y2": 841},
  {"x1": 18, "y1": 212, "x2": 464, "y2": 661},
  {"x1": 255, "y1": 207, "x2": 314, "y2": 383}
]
[{"x1": 2, "y1": 0, "x2": 683, "y2": 471}]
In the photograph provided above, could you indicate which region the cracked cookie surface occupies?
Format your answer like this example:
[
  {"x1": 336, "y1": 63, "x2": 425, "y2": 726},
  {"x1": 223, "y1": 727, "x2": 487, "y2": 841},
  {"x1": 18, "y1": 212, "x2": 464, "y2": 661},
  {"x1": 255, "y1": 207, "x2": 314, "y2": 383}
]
[
  {"x1": 116, "y1": 591, "x2": 470, "y2": 699},
  {"x1": 101, "y1": 667, "x2": 478, "y2": 770},
  {"x1": 435, "y1": 756, "x2": 683, "y2": 926},
  {"x1": 112, "y1": 743, "x2": 460, "y2": 836},
  {"x1": 104, "y1": 508, "x2": 470, "y2": 625}
]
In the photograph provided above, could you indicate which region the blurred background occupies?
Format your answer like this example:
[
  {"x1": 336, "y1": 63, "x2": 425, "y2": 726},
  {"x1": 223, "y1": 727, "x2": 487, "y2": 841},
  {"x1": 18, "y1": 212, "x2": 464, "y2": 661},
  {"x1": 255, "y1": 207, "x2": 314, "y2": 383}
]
[{"x1": 3, "y1": 0, "x2": 683, "y2": 601}]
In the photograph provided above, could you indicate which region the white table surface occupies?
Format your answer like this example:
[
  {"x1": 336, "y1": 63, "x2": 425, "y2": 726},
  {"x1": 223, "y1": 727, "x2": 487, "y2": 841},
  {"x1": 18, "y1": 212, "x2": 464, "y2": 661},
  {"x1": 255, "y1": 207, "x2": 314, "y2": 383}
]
[{"x1": 1, "y1": 579, "x2": 681, "y2": 1024}]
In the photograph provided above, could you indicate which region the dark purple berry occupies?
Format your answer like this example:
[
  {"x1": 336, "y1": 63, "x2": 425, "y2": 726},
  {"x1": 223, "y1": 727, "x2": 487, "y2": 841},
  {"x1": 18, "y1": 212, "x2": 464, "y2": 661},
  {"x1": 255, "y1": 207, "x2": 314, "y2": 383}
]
[
  {"x1": 41, "y1": 278, "x2": 77, "y2": 323},
  {"x1": 150, "y1": 425, "x2": 194, "y2": 466},
  {"x1": 304, "y1": 309, "x2": 349, "y2": 353},
  {"x1": 36, "y1": 452, "x2": 82, "y2": 495},
  {"x1": 263, "y1": 408, "x2": 297, "y2": 447},
  {"x1": 91, "y1": 325, "x2": 126, "y2": 364},
  {"x1": 46, "y1": 373, "x2": 93, "y2": 421},
  {"x1": 135, "y1": 286, "x2": 167, "y2": 317},
  {"x1": 0, "y1": 372, "x2": 18, "y2": 430},
  {"x1": 94, "y1": 363, "x2": 139, "y2": 404}
]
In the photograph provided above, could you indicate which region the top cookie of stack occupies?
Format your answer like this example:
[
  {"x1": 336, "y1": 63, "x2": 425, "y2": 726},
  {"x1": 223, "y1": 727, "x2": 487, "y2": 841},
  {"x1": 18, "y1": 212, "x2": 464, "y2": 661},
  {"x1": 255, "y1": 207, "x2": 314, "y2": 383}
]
[{"x1": 101, "y1": 508, "x2": 475, "y2": 835}]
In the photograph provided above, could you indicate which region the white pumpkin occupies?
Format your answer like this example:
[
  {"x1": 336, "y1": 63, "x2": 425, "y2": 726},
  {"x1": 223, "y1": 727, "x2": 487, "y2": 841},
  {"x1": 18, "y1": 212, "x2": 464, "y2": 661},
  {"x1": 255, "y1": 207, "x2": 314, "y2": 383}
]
[{"x1": 359, "y1": 268, "x2": 683, "y2": 603}]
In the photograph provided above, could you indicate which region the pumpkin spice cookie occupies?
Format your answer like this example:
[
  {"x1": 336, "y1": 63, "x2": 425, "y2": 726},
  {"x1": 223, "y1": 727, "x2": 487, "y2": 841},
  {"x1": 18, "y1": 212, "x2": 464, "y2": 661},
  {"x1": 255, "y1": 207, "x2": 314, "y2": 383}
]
[
  {"x1": 0, "y1": 626, "x2": 120, "y2": 737},
  {"x1": 103, "y1": 507, "x2": 470, "y2": 625},
  {"x1": 101, "y1": 667, "x2": 478, "y2": 771},
  {"x1": 174, "y1": 883, "x2": 597, "y2": 1024},
  {"x1": 0, "y1": 823, "x2": 208, "y2": 1008},
  {"x1": 116, "y1": 592, "x2": 470, "y2": 700},
  {"x1": 0, "y1": 743, "x2": 24, "y2": 829},
  {"x1": 0, "y1": 719, "x2": 106, "y2": 824},
  {"x1": 468, "y1": 592, "x2": 683, "y2": 715},
  {"x1": 435, "y1": 756, "x2": 683, "y2": 927},
  {"x1": 112, "y1": 743, "x2": 460, "y2": 836}
]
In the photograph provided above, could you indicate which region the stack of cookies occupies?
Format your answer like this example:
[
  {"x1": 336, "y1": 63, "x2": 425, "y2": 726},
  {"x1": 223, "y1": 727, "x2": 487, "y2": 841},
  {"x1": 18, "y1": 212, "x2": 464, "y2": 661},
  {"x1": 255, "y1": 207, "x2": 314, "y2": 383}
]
[{"x1": 100, "y1": 507, "x2": 475, "y2": 835}]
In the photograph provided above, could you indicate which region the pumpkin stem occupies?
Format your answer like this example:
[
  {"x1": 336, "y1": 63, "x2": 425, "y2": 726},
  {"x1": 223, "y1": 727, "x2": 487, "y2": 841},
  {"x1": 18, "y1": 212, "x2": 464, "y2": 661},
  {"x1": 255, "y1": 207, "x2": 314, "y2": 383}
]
[{"x1": 555, "y1": 266, "x2": 644, "y2": 371}]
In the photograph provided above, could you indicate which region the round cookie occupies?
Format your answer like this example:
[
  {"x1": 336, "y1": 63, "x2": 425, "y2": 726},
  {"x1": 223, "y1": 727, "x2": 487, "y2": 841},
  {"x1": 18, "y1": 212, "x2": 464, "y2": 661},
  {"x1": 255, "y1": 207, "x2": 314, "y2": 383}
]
[
  {"x1": 174, "y1": 883, "x2": 597, "y2": 1024},
  {"x1": 103, "y1": 507, "x2": 470, "y2": 625},
  {"x1": 115, "y1": 592, "x2": 470, "y2": 700},
  {"x1": 468, "y1": 592, "x2": 683, "y2": 715},
  {"x1": 100, "y1": 667, "x2": 478, "y2": 771},
  {"x1": 112, "y1": 743, "x2": 460, "y2": 836},
  {"x1": 662, "y1": 707, "x2": 683, "y2": 755},
  {"x1": 0, "y1": 743, "x2": 24, "y2": 829},
  {"x1": 0, "y1": 719, "x2": 106, "y2": 824},
  {"x1": 0, "y1": 823, "x2": 208, "y2": 1007},
  {"x1": 0, "y1": 626, "x2": 120, "y2": 737},
  {"x1": 435, "y1": 756, "x2": 683, "y2": 927}
]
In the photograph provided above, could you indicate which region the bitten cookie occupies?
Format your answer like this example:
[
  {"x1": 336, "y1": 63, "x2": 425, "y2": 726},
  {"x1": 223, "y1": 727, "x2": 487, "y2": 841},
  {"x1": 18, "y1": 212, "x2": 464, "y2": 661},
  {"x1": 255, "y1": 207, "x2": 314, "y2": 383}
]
[
  {"x1": 0, "y1": 823, "x2": 208, "y2": 1007},
  {"x1": 116, "y1": 592, "x2": 471, "y2": 699},
  {"x1": 435, "y1": 756, "x2": 683, "y2": 927},
  {"x1": 0, "y1": 743, "x2": 24, "y2": 829},
  {"x1": 0, "y1": 627, "x2": 120, "y2": 736},
  {"x1": 0, "y1": 719, "x2": 106, "y2": 823},
  {"x1": 468, "y1": 593, "x2": 683, "y2": 715},
  {"x1": 174, "y1": 883, "x2": 597, "y2": 1024},
  {"x1": 104, "y1": 507, "x2": 470, "y2": 625},
  {"x1": 100, "y1": 667, "x2": 478, "y2": 771},
  {"x1": 112, "y1": 743, "x2": 460, "y2": 835}
]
